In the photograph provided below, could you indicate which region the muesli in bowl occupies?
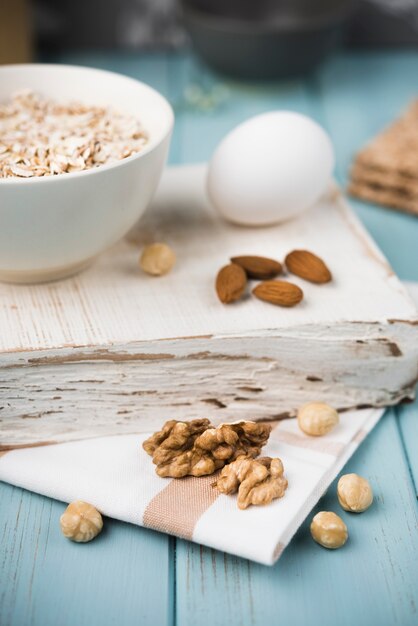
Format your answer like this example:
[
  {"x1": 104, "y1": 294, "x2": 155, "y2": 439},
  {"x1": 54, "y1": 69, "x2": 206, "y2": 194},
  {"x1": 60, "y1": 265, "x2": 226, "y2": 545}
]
[
  {"x1": 0, "y1": 64, "x2": 173, "y2": 283},
  {"x1": 0, "y1": 89, "x2": 149, "y2": 179}
]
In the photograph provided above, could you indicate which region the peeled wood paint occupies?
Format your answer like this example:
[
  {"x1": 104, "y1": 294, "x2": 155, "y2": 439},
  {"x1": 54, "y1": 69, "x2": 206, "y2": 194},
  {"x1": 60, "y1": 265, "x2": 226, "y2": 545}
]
[
  {"x1": 27, "y1": 351, "x2": 176, "y2": 366},
  {"x1": 1, "y1": 331, "x2": 416, "y2": 448},
  {"x1": 0, "y1": 329, "x2": 407, "y2": 368},
  {"x1": 0, "y1": 166, "x2": 417, "y2": 448}
]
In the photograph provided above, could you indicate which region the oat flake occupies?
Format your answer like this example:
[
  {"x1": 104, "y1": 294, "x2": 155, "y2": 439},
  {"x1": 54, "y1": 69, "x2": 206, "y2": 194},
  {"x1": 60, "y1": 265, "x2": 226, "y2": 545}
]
[{"x1": 0, "y1": 90, "x2": 149, "y2": 178}]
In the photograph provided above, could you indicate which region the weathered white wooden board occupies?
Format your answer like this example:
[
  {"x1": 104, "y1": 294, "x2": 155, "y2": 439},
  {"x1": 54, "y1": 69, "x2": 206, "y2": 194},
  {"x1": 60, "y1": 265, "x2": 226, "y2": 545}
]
[{"x1": 1, "y1": 164, "x2": 417, "y2": 448}]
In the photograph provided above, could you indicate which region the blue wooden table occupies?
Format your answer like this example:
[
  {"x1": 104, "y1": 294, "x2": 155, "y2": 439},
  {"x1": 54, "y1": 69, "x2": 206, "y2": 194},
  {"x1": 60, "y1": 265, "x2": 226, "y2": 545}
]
[{"x1": 1, "y1": 51, "x2": 417, "y2": 626}]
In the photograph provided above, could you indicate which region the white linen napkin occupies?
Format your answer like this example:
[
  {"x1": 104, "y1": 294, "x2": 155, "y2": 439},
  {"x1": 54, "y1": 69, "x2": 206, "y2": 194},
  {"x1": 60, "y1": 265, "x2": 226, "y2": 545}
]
[
  {"x1": 1, "y1": 285, "x2": 416, "y2": 566},
  {"x1": 0, "y1": 407, "x2": 383, "y2": 565}
]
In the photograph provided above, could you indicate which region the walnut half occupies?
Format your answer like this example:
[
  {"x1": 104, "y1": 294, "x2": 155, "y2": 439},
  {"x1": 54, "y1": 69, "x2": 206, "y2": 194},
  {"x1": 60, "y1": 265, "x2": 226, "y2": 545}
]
[
  {"x1": 215, "y1": 456, "x2": 288, "y2": 509},
  {"x1": 142, "y1": 419, "x2": 271, "y2": 478}
]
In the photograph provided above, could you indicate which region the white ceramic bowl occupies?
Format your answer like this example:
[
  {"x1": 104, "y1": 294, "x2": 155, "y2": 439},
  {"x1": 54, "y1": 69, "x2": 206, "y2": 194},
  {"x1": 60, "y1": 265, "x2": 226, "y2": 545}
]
[{"x1": 0, "y1": 64, "x2": 174, "y2": 283}]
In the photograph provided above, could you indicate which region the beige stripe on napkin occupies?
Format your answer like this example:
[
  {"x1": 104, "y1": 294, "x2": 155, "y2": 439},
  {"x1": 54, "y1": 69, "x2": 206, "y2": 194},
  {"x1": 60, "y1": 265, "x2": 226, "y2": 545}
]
[
  {"x1": 273, "y1": 541, "x2": 286, "y2": 561},
  {"x1": 143, "y1": 474, "x2": 219, "y2": 540},
  {"x1": 353, "y1": 429, "x2": 368, "y2": 444},
  {"x1": 271, "y1": 428, "x2": 345, "y2": 456}
]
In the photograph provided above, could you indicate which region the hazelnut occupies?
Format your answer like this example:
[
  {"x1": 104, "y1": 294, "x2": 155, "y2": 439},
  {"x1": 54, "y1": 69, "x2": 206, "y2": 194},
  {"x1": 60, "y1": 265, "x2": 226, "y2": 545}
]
[
  {"x1": 337, "y1": 473, "x2": 373, "y2": 513},
  {"x1": 297, "y1": 402, "x2": 339, "y2": 437},
  {"x1": 140, "y1": 242, "x2": 176, "y2": 276},
  {"x1": 310, "y1": 511, "x2": 348, "y2": 549},
  {"x1": 60, "y1": 500, "x2": 103, "y2": 543}
]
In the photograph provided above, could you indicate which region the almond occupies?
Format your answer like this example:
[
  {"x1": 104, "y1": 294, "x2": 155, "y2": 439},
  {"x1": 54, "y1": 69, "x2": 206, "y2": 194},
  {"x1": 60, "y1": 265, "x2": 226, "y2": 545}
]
[
  {"x1": 285, "y1": 250, "x2": 332, "y2": 284},
  {"x1": 216, "y1": 263, "x2": 247, "y2": 303},
  {"x1": 230, "y1": 255, "x2": 282, "y2": 280},
  {"x1": 253, "y1": 280, "x2": 303, "y2": 307}
]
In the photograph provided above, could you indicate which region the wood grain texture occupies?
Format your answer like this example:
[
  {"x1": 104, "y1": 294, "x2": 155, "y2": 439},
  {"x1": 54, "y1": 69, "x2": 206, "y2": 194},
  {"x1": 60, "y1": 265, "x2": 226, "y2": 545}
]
[
  {"x1": 176, "y1": 411, "x2": 418, "y2": 626},
  {"x1": 1, "y1": 50, "x2": 418, "y2": 626},
  {"x1": 2, "y1": 318, "x2": 417, "y2": 448},
  {"x1": 0, "y1": 483, "x2": 173, "y2": 626},
  {"x1": 1, "y1": 53, "x2": 417, "y2": 448},
  {"x1": 396, "y1": 401, "x2": 418, "y2": 498},
  {"x1": 317, "y1": 52, "x2": 418, "y2": 281},
  {"x1": 0, "y1": 166, "x2": 414, "y2": 354},
  {"x1": 1, "y1": 166, "x2": 417, "y2": 447},
  {"x1": 167, "y1": 50, "x2": 418, "y2": 626}
]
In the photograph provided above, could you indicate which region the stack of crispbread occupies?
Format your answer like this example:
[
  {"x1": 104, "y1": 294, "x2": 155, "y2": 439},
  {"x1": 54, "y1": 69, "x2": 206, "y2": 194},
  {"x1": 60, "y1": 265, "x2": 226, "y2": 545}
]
[{"x1": 349, "y1": 101, "x2": 418, "y2": 216}]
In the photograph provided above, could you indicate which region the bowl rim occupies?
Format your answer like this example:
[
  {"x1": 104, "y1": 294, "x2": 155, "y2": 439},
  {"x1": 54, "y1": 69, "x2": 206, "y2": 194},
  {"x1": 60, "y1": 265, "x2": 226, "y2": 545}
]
[
  {"x1": 0, "y1": 63, "x2": 174, "y2": 186},
  {"x1": 180, "y1": 0, "x2": 352, "y2": 33}
]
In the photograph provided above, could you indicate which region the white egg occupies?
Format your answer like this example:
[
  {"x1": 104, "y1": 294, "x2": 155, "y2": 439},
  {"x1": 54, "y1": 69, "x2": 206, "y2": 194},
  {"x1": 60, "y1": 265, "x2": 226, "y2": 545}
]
[{"x1": 207, "y1": 111, "x2": 335, "y2": 226}]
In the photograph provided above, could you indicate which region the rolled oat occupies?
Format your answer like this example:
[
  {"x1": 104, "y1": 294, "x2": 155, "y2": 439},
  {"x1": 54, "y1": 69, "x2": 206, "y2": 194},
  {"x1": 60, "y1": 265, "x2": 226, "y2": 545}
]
[{"x1": 0, "y1": 90, "x2": 148, "y2": 178}]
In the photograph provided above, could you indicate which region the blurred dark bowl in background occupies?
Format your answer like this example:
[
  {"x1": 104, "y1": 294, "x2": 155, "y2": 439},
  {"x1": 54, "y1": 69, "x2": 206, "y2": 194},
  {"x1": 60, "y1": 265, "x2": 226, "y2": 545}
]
[{"x1": 180, "y1": 0, "x2": 355, "y2": 80}]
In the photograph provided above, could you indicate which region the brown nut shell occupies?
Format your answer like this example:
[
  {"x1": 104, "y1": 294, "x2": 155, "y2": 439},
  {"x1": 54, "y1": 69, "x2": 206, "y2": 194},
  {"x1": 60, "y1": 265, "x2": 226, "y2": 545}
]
[
  {"x1": 216, "y1": 263, "x2": 247, "y2": 303},
  {"x1": 253, "y1": 280, "x2": 303, "y2": 307},
  {"x1": 230, "y1": 255, "x2": 282, "y2": 280},
  {"x1": 215, "y1": 455, "x2": 288, "y2": 509},
  {"x1": 285, "y1": 250, "x2": 332, "y2": 284},
  {"x1": 143, "y1": 419, "x2": 271, "y2": 478}
]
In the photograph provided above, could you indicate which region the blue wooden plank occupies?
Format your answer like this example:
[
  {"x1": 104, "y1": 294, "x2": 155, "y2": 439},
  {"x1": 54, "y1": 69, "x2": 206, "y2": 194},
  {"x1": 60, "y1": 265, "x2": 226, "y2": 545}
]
[
  {"x1": 172, "y1": 51, "x2": 418, "y2": 626},
  {"x1": 316, "y1": 54, "x2": 418, "y2": 520},
  {"x1": 316, "y1": 52, "x2": 418, "y2": 281},
  {"x1": 396, "y1": 400, "x2": 418, "y2": 498},
  {"x1": 2, "y1": 50, "x2": 417, "y2": 626},
  {"x1": 46, "y1": 50, "x2": 172, "y2": 88},
  {"x1": 166, "y1": 53, "x2": 315, "y2": 165},
  {"x1": 318, "y1": 52, "x2": 418, "y2": 185},
  {"x1": 175, "y1": 411, "x2": 418, "y2": 626},
  {"x1": 1, "y1": 51, "x2": 177, "y2": 626},
  {"x1": 0, "y1": 483, "x2": 173, "y2": 626},
  {"x1": 316, "y1": 51, "x2": 418, "y2": 519}
]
